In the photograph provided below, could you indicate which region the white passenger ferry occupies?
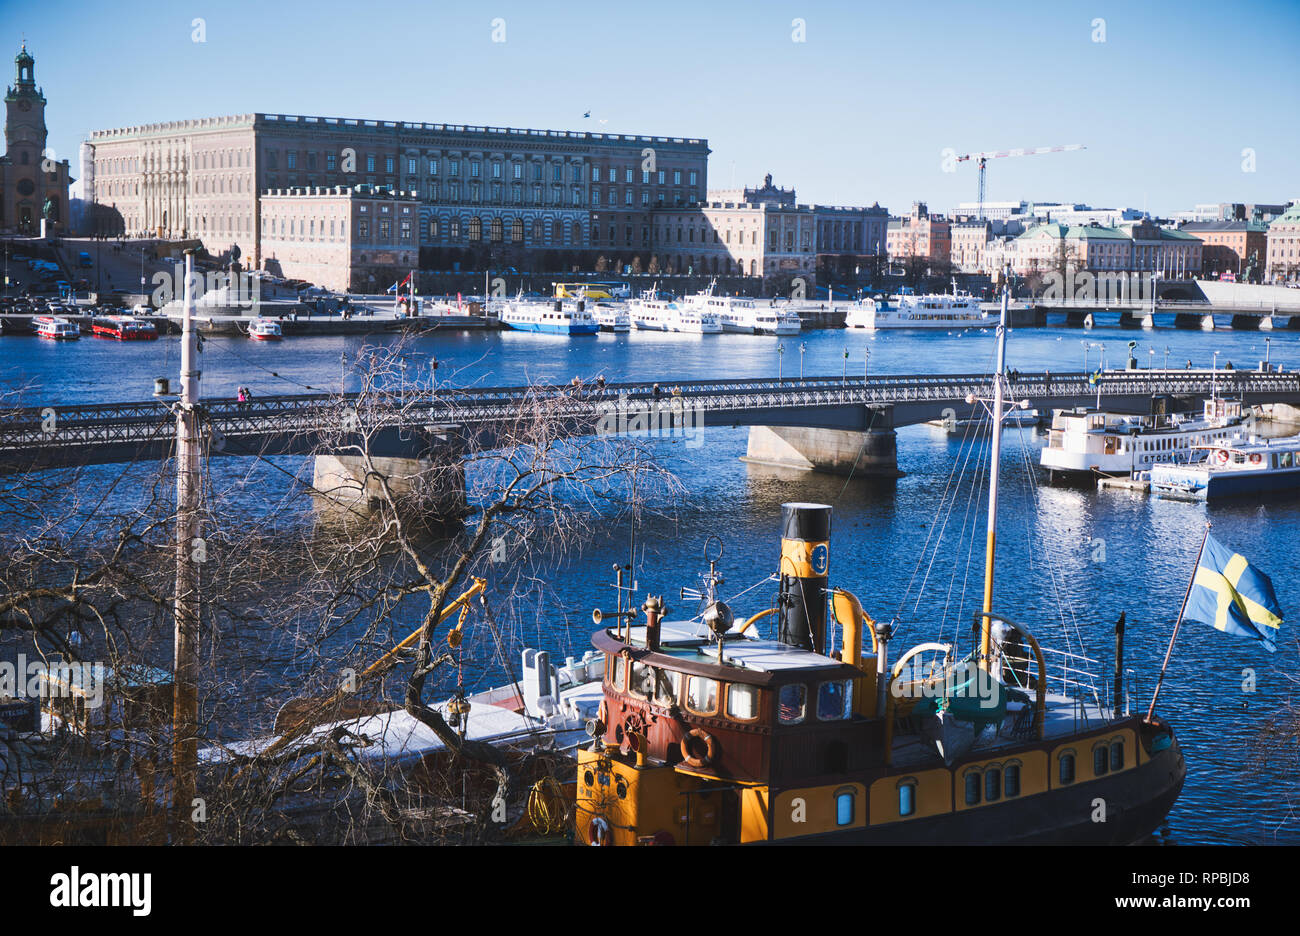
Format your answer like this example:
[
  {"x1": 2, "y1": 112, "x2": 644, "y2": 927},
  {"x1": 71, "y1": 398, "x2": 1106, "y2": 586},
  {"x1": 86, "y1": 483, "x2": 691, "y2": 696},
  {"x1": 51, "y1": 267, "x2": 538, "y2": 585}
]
[
  {"x1": 1040, "y1": 398, "x2": 1247, "y2": 479},
  {"x1": 500, "y1": 299, "x2": 600, "y2": 335},
  {"x1": 592, "y1": 305, "x2": 630, "y2": 333},
  {"x1": 680, "y1": 283, "x2": 800, "y2": 335},
  {"x1": 847, "y1": 285, "x2": 992, "y2": 330},
  {"x1": 247, "y1": 317, "x2": 283, "y2": 341},
  {"x1": 1151, "y1": 435, "x2": 1300, "y2": 501},
  {"x1": 628, "y1": 292, "x2": 721, "y2": 334},
  {"x1": 33, "y1": 315, "x2": 80, "y2": 340}
]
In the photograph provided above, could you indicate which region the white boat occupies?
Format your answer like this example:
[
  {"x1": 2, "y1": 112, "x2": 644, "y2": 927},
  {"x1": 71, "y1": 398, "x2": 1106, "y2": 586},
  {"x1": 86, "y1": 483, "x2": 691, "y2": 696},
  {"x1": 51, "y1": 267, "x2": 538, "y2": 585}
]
[
  {"x1": 1041, "y1": 397, "x2": 1247, "y2": 479},
  {"x1": 33, "y1": 315, "x2": 79, "y2": 340},
  {"x1": 681, "y1": 282, "x2": 800, "y2": 335},
  {"x1": 850, "y1": 283, "x2": 992, "y2": 330},
  {"x1": 247, "y1": 317, "x2": 283, "y2": 341},
  {"x1": 592, "y1": 305, "x2": 630, "y2": 333},
  {"x1": 500, "y1": 299, "x2": 600, "y2": 335},
  {"x1": 1151, "y1": 434, "x2": 1300, "y2": 501},
  {"x1": 628, "y1": 290, "x2": 721, "y2": 334}
]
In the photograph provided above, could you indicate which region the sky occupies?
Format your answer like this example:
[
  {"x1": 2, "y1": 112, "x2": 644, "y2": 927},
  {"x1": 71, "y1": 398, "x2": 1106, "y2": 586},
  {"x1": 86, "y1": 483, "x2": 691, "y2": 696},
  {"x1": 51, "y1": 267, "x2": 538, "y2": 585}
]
[{"x1": 3, "y1": 0, "x2": 1298, "y2": 217}]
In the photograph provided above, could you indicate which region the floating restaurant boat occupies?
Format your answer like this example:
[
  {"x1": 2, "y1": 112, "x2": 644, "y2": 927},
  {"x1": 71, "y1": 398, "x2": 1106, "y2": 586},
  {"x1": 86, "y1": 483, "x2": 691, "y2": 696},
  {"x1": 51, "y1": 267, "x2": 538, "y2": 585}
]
[
  {"x1": 846, "y1": 283, "x2": 992, "y2": 330},
  {"x1": 1150, "y1": 434, "x2": 1300, "y2": 501},
  {"x1": 32, "y1": 315, "x2": 80, "y2": 340},
  {"x1": 247, "y1": 317, "x2": 283, "y2": 341},
  {"x1": 574, "y1": 282, "x2": 1186, "y2": 846},
  {"x1": 91, "y1": 315, "x2": 159, "y2": 341},
  {"x1": 1042, "y1": 397, "x2": 1248, "y2": 480},
  {"x1": 500, "y1": 298, "x2": 600, "y2": 335}
]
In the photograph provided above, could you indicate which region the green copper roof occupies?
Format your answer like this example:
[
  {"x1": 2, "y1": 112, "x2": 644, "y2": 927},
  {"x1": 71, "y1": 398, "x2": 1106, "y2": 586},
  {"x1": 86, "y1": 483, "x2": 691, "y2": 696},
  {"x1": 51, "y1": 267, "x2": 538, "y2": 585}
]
[
  {"x1": 1017, "y1": 223, "x2": 1129, "y2": 241},
  {"x1": 1270, "y1": 203, "x2": 1300, "y2": 227}
]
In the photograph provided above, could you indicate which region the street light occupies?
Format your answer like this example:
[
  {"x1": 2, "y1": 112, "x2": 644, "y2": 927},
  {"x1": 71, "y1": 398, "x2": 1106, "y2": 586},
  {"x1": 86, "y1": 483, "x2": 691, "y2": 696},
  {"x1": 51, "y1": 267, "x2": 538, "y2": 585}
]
[
  {"x1": 1080, "y1": 339, "x2": 1090, "y2": 371},
  {"x1": 799, "y1": 342, "x2": 806, "y2": 379},
  {"x1": 1163, "y1": 345, "x2": 1170, "y2": 371},
  {"x1": 1265, "y1": 336, "x2": 1272, "y2": 370},
  {"x1": 864, "y1": 347, "x2": 871, "y2": 380},
  {"x1": 778, "y1": 343, "x2": 785, "y2": 379},
  {"x1": 1148, "y1": 348, "x2": 1155, "y2": 370}
]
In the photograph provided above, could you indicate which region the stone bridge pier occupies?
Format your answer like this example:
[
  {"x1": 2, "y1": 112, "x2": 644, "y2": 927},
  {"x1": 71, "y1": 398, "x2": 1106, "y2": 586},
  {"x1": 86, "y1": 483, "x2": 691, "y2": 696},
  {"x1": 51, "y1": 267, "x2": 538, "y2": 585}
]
[
  {"x1": 312, "y1": 452, "x2": 467, "y2": 526},
  {"x1": 741, "y1": 405, "x2": 900, "y2": 478}
]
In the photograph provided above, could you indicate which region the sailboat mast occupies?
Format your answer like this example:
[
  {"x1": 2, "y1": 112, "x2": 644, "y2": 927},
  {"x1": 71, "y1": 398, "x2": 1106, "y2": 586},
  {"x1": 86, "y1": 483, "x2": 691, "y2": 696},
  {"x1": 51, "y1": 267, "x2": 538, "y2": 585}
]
[{"x1": 979, "y1": 270, "x2": 1011, "y2": 667}]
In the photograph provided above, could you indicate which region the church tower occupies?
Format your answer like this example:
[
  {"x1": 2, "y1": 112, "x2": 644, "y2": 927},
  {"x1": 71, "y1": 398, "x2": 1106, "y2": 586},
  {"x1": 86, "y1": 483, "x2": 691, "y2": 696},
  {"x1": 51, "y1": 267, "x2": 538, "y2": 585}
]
[{"x1": 2, "y1": 42, "x2": 70, "y2": 234}]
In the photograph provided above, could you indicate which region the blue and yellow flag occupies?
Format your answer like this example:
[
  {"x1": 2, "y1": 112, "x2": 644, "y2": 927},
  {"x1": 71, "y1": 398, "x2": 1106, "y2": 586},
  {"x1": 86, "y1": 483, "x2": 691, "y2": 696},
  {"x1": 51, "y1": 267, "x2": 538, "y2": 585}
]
[{"x1": 1183, "y1": 534, "x2": 1283, "y2": 653}]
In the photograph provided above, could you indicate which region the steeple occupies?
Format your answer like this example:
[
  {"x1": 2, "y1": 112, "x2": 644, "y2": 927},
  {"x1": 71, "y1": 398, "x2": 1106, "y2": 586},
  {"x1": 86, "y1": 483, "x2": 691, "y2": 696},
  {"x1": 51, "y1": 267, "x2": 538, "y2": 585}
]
[{"x1": 7, "y1": 41, "x2": 44, "y2": 104}]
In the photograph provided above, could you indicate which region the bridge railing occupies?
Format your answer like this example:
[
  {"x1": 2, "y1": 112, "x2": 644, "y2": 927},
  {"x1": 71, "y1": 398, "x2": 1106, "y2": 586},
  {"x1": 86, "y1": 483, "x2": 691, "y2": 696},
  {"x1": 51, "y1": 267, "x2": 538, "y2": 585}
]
[{"x1": 4, "y1": 370, "x2": 1299, "y2": 460}]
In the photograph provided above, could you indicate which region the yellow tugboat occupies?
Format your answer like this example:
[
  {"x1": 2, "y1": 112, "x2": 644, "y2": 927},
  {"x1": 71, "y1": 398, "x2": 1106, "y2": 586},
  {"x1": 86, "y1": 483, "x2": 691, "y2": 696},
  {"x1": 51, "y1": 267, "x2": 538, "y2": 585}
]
[{"x1": 575, "y1": 280, "x2": 1187, "y2": 846}]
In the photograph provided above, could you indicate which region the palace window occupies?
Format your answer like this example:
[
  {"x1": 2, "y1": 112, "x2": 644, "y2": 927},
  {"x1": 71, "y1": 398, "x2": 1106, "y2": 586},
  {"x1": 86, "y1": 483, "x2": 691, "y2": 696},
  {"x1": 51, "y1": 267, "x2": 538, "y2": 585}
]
[
  {"x1": 286, "y1": 151, "x2": 297, "y2": 170},
  {"x1": 673, "y1": 170, "x2": 681, "y2": 185},
  {"x1": 492, "y1": 162, "x2": 501, "y2": 179},
  {"x1": 449, "y1": 218, "x2": 460, "y2": 240},
  {"x1": 449, "y1": 159, "x2": 459, "y2": 177},
  {"x1": 468, "y1": 217, "x2": 481, "y2": 241},
  {"x1": 512, "y1": 163, "x2": 522, "y2": 180},
  {"x1": 385, "y1": 156, "x2": 395, "y2": 174},
  {"x1": 357, "y1": 219, "x2": 369, "y2": 239},
  {"x1": 428, "y1": 219, "x2": 439, "y2": 239},
  {"x1": 379, "y1": 220, "x2": 391, "y2": 239},
  {"x1": 326, "y1": 153, "x2": 336, "y2": 171},
  {"x1": 400, "y1": 219, "x2": 411, "y2": 242},
  {"x1": 429, "y1": 158, "x2": 439, "y2": 175},
  {"x1": 407, "y1": 158, "x2": 417, "y2": 175},
  {"x1": 489, "y1": 217, "x2": 503, "y2": 242},
  {"x1": 511, "y1": 218, "x2": 523, "y2": 243},
  {"x1": 366, "y1": 155, "x2": 376, "y2": 173}
]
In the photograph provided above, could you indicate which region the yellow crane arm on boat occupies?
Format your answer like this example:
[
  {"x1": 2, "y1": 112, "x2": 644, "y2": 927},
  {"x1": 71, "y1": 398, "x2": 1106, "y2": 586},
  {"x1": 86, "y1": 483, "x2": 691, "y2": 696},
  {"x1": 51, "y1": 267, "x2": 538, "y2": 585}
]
[
  {"x1": 238, "y1": 577, "x2": 487, "y2": 772},
  {"x1": 831, "y1": 588, "x2": 879, "y2": 660}
]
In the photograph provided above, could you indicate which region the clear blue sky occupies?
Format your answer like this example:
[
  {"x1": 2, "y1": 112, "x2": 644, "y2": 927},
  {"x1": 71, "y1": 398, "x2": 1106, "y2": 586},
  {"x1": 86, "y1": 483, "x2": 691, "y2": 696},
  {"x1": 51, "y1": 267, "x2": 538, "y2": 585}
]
[{"x1": 4, "y1": 0, "x2": 1298, "y2": 216}]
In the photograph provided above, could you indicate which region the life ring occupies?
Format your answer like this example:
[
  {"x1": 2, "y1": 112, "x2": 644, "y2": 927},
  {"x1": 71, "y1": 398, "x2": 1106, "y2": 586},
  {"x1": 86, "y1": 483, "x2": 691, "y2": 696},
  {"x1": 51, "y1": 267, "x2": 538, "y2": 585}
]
[
  {"x1": 679, "y1": 728, "x2": 717, "y2": 768},
  {"x1": 588, "y1": 816, "x2": 612, "y2": 846},
  {"x1": 1249, "y1": 453, "x2": 1262, "y2": 465},
  {"x1": 1215, "y1": 449, "x2": 1230, "y2": 464}
]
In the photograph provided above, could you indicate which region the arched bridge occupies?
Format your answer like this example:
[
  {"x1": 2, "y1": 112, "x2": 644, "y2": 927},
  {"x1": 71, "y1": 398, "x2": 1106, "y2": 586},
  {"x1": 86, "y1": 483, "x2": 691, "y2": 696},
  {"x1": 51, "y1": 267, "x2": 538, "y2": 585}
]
[{"x1": 3, "y1": 370, "x2": 1299, "y2": 474}]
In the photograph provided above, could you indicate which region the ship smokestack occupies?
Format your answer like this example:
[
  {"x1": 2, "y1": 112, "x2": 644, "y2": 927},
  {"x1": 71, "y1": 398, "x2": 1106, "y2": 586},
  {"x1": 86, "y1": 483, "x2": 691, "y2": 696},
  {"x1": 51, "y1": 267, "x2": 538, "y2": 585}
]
[{"x1": 778, "y1": 503, "x2": 831, "y2": 653}]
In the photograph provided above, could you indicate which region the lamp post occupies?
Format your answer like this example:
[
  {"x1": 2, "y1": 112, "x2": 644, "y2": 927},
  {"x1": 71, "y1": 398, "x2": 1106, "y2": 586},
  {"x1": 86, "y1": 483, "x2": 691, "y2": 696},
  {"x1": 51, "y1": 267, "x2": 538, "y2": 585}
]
[
  {"x1": 778, "y1": 343, "x2": 784, "y2": 380},
  {"x1": 1148, "y1": 348, "x2": 1154, "y2": 370},
  {"x1": 1164, "y1": 345, "x2": 1170, "y2": 372},
  {"x1": 799, "y1": 342, "x2": 806, "y2": 379},
  {"x1": 1265, "y1": 336, "x2": 1271, "y2": 370},
  {"x1": 842, "y1": 346, "x2": 849, "y2": 384},
  {"x1": 864, "y1": 347, "x2": 871, "y2": 380},
  {"x1": 1080, "y1": 339, "x2": 1090, "y2": 371}
]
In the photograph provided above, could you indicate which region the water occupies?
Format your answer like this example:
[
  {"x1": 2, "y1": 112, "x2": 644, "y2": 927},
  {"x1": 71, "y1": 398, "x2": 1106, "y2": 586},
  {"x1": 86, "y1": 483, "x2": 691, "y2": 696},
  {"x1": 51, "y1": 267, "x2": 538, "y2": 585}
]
[{"x1": 3, "y1": 321, "x2": 1297, "y2": 844}]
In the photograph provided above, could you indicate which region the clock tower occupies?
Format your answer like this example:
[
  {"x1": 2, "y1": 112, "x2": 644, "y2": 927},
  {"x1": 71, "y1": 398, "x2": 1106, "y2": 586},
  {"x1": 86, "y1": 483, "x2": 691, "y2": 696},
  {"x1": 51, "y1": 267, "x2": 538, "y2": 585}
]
[{"x1": 2, "y1": 42, "x2": 71, "y2": 235}]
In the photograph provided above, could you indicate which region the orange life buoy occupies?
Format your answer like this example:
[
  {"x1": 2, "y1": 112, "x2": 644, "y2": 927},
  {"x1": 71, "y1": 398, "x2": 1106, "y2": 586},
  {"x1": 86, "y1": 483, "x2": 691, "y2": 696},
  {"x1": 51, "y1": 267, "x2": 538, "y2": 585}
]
[
  {"x1": 1249, "y1": 453, "x2": 1262, "y2": 465},
  {"x1": 588, "y1": 816, "x2": 612, "y2": 846},
  {"x1": 679, "y1": 728, "x2": 717, "y2": 768}
]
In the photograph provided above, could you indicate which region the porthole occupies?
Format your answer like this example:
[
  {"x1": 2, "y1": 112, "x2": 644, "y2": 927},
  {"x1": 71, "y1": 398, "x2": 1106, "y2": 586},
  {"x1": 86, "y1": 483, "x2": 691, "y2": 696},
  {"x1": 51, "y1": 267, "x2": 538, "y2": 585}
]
[{"x1": 898, "y1": 781, "x2": 917, "y2": 817}]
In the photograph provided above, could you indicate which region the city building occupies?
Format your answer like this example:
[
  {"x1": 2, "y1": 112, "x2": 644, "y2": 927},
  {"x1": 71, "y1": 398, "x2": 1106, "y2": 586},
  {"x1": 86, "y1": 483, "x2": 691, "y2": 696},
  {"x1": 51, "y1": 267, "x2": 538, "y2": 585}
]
[
  {"x1": 1172, "y1": 202, "x2": 1291, "y2": 224},
  {"x1": 886, "y1": 202, "x2": 951, "y2": 267},
  {"x1": 1179, "y1": 220, "x2": 1269, "y2": 278},
  {"x1": 259, "y1": 186, "x2": 420, "y2": 293},
  {"x1": 1011, "y1": 221, "x2": 1201, "y2": 278},
  {"x1": 85, "y1": 111, "x2": 711, "y2": 273},
  {"x1": 2, "y1": 43, "x2": 72, "y2": 234},
  {"x1": 950, "y1": 220, "x2": 991, "y2": 273},
  {"x1": 1266, "y1": 202, "x2": 1300, "y2": 283}
]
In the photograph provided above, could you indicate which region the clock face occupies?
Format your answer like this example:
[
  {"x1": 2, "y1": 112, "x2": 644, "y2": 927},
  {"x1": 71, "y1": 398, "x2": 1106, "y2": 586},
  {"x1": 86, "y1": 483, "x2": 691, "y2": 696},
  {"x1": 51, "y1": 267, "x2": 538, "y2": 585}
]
[{"x1": 17, "y1": 99, "x2": 31, "y2": 112}]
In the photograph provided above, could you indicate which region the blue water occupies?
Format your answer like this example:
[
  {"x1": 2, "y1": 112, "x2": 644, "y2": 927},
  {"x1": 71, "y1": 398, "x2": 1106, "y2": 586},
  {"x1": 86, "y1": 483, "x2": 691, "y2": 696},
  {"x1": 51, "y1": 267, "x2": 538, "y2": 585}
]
[{"x1": 2, "y1": 321, "x2": 1298, "y2": 844}]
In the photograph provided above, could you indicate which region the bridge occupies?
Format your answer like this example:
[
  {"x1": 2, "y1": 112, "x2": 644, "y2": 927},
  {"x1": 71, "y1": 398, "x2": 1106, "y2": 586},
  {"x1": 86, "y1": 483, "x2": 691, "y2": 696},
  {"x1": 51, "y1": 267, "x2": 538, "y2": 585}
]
[{"x1": 5, "y1": 370, "x2": 1299, "y2": 491}]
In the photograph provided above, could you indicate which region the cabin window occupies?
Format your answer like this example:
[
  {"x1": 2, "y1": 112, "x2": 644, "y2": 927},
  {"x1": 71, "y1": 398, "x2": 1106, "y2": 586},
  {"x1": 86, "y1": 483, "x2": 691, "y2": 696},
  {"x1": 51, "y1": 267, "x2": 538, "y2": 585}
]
[
  {"x1": 964, "y1": 771, "x2": 981, "y2": 806},
  {"x1": 1110, "y1": 740, "x2": 1125, "y2": 771},
  {"x1": 611, "y1": 655, "x2": 625, "y2": 691},
  {"x1": 653, "y1": 669, "x2": 680, "y2": 706},
  {"x1": 1059, "y1": 752, "x2": 1076, "y2": 785},
  {"x1": 628, "y1": 663, "x2": 656, "y2": 699},
  {"x1": 778, "y1": 684, "x2": 807, "y2": 725},
  {"x1": 985, "y1": 768, "x2": 1001, "y2": 802},
  {"x1": 1004, "y1": 764, "x2": 1021, "y2": 797},
  {"x1": 835, "y1": 789, "x2": 856, "y2": 826},
  {"x1": 685, "y1": 676, "x2": 718, "y2": 715},
  {"x1": 898, "y1": 781, "x2": 917, "y2": 817},
  {"x1": 817, "y1": 680, "x2": 852, "y2": 720},
  {"x1": 726, "y1": 683, "x2": 759, "y2": 721},
  {"x1": 1094, "y1": 744, "x2": 1110, "y2": 776}
]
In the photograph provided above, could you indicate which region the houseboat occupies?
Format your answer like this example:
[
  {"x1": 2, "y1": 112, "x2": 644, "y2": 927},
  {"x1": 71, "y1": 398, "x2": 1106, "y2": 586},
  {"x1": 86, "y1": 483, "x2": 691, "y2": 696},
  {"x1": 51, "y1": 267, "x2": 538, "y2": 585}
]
[
  {"x1": 1041, "y1": 398, "x2": 1248, "y2": 479},
  {"x1": 91, "y1": 315, "x2": 159, "y2": 341},
  {"x1": 500, "y1": 299, "x2": 600, "y2": 336},
  {"x1": 1150, "y1": 435, "x2": 1300, "y2": 501},
  {"x1": 33, "y1": 315, "x2": 80, "y2": 340},
  {"x1": 575, "y1": 284, "x2": 1185, "y2": 846}
]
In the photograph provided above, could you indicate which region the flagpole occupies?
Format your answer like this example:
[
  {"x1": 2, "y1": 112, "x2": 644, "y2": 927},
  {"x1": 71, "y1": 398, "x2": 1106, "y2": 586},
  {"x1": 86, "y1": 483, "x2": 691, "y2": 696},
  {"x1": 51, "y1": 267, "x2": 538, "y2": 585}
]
[{"x1": 1146, "y1": 521, "x2": 1211, "y2": 722}]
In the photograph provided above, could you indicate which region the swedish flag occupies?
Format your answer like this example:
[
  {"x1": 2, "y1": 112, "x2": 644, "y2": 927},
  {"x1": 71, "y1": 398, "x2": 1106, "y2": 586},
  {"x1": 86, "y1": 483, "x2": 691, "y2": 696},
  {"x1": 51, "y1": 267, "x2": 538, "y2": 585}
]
[{"x1": 1183, "y1": 534, "x2": 1283, "y2": 652}]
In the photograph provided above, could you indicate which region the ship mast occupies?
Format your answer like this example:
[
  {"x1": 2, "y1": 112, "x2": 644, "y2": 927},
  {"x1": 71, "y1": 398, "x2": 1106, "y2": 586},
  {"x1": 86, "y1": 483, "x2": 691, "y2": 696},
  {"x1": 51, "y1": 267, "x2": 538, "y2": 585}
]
[{"x1": 978, "y1": 269, "x2": 1011, "y2": 668}]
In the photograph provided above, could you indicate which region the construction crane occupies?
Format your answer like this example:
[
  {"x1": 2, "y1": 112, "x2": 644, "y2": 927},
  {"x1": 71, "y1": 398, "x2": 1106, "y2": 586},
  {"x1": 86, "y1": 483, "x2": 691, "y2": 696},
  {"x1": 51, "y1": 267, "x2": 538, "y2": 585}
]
[{"x1": 956, "y1": 144, "x2": 1086, "y2": 221}]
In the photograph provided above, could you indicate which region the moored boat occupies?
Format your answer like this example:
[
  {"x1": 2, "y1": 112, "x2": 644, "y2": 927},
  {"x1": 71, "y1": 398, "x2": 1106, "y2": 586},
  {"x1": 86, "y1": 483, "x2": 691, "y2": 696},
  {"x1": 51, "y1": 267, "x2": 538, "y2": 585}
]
[
  {"x1": 500, "y1": 299, "x2": 600, "y2": 335},
  {"x1": 1150, "y1": 434, "x2": 1300, "y2": 501},
  {"x1": 33, "y1": 315, "x2": 79, "y2": 340},
  {"x1": 247, "y1": 317, "x2": 283, "y2": 341},
  {"x1": 92, "y1": 315, "x2": 159, "y2": 341}
]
